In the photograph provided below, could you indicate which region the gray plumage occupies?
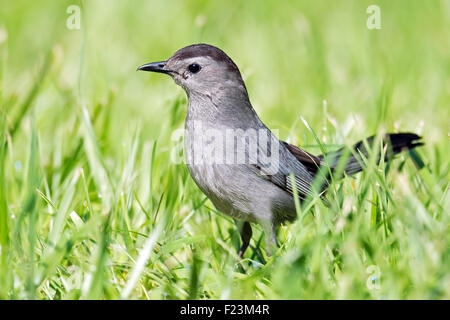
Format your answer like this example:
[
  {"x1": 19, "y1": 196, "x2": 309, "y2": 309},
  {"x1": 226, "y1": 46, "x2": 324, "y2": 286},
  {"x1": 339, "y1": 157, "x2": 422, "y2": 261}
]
[{"x1": 138, "y1": 44, "x2": 423, "y2": 257}]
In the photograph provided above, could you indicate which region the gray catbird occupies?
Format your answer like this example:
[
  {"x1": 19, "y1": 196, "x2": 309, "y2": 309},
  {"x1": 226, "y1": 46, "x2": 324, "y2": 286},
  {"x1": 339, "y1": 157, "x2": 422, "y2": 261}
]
[{"x1": 138, "y1": 44, "x2": 423, "y2": 257}]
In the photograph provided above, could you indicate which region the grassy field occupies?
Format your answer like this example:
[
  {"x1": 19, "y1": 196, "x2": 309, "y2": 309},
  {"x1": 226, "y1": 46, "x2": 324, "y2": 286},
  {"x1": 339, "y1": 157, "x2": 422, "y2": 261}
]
[{"x1": 0, "y1": 0, "x2": 449, "y2": 299}]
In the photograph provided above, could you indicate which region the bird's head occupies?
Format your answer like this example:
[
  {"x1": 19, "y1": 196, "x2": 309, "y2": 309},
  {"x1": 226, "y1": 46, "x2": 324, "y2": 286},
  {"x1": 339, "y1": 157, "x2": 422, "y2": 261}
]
[{"x1": 138, "y1": 44, "x2": 247, "y2": 97}]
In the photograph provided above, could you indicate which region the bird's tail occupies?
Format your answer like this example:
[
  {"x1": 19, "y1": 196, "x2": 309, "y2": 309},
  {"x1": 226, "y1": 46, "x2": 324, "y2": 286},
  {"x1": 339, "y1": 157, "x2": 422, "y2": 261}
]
[{"x1": 319, "y1": 133, "x2": 424, "y2": 175}]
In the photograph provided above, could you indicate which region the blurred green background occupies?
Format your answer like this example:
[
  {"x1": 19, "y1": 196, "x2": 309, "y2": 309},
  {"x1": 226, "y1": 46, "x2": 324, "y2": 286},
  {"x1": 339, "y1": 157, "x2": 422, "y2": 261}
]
[{"x1": 0, "y1": 0, "x2": 448, "y2": 299}]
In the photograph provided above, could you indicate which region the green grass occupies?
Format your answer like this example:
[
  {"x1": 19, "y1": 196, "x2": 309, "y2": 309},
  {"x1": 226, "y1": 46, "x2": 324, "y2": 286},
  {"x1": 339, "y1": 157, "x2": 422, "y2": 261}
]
[{"x1": 0, "y1": 0, "x2": 449, "y2": 299}]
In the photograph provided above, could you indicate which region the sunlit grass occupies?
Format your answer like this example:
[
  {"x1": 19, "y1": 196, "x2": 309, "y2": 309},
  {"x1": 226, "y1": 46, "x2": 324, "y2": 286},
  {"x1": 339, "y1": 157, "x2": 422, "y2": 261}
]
[{"x1": 0, "y1": 0, "x2": 448, "y2": 299}]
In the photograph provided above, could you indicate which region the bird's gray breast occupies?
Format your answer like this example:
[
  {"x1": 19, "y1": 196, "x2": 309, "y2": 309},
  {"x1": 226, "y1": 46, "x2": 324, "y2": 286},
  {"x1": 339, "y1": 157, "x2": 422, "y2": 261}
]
[{"x1": 184, "y1": 118, "x2": 254, "y2": 220}]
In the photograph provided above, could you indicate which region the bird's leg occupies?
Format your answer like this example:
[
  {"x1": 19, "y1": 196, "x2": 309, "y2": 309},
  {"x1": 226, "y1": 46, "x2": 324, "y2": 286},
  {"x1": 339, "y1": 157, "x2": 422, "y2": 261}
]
[{"x1": 236, "y1": 221, "x2": 252, "y2": 258}]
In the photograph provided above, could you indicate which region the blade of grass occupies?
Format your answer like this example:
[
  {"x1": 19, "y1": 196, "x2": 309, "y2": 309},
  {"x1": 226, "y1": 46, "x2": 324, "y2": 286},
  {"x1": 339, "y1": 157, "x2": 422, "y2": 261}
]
[
  {"x1": 0, "y1": 111, "x2": 11, "y2": 298},
  {"x1": 80, "y1": 105, "x2": 114, "y2": 213},
  {"x1": 120, "y1": 220, "x2": 164, "y2": 299},
  {"x1": 24, "y1": 115, "x2": 40, "y2": 299},
  {"x1": 9, "y1": 55, "x2": 51, "y2": 139}
]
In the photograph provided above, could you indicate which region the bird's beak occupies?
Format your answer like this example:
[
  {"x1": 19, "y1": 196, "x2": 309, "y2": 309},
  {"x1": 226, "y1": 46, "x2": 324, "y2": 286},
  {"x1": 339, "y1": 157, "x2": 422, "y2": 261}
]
[{"x1": 137, "y1": 60, "x2": 173, "y2": 74}]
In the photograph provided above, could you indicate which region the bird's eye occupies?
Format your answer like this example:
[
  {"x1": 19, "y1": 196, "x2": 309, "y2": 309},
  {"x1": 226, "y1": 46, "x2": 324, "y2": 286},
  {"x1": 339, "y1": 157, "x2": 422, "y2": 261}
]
[{"x1": 188, "y1": 63, "x2": 201, "y2": 73}]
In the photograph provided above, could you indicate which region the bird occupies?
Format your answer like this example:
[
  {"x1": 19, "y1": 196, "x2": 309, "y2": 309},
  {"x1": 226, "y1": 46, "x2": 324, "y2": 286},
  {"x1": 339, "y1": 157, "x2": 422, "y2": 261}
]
[{"x1": 137, "y1": 43, "x2": 423, "y2": 257}]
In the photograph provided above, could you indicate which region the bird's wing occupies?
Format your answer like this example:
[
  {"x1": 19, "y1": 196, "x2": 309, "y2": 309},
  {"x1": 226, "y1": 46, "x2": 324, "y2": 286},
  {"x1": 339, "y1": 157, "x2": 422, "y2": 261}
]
[
  {"x1": 281, "y1": 141, "x2": 322, "y2": 175},
  {"x1": 249, "y1": 140, "x2": 319, "y2": 200}
]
